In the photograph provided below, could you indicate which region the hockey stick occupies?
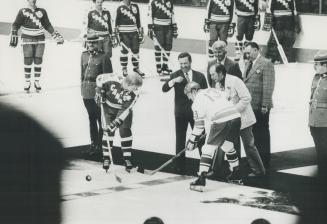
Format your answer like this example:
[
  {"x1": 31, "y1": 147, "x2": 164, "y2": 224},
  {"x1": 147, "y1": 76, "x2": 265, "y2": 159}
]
[
  {"x1": 146, "y1": 147, "x2": 188, "y2": 176},
  {"x1": 20, "y1": 38, "x2": 82, "y2": 45},
  {"x1": 146, "y1": 134, "x2": 206, "y2": 176},
  {"x1": 100, "y1": 102, "x2": 122, "y2": 183},
  {"x1": 271, "y1": 28, "x2": 288, "y2": 64},
  {"x1": 152, "y1": 32, "x2": 177, "y2": 69},
  {"x1": 119, "y1": 41, "x2": 154, "y2": 77}
]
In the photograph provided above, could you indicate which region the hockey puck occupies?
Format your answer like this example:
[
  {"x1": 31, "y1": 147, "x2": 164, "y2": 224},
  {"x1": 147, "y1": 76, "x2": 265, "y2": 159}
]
[{"x1": 85, "y1": 175, "x2": 92, "y2": 181}]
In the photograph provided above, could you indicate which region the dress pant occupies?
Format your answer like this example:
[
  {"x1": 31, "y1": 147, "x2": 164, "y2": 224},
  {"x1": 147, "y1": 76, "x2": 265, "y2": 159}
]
[
  {"x1": 252, "y1": 110, "x2": 271, "y2": 170},
  {"x1": 240, "y1": 125, "x2": 265, "y2": 174},
  {"x1": 310, "y1": 126, "x2": 327, "y2": 178},
  {"x1": 83, "y1": 98, "x2": 103, "y2": 148}
]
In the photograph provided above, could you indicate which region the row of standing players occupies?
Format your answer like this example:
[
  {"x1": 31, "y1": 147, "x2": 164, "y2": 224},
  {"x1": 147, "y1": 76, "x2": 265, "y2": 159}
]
[
  {"x1": 8, "y1": 0, "x2": 318, "y2": 188},
  {"x1": 9, "y1": 0, "x2": 301, "y2": 92}
]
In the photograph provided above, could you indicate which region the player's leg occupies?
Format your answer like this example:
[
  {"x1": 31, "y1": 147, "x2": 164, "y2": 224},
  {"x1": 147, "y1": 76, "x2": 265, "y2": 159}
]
[
  {"x1": 218, "y1": 23, "x2": 229, "y2": 44},
  {"x1": 101, "y1": 36, "x2": 113, "y2": 58},
  {"x1": 162, "y1": 26, "x2": 173, "y2": 76},
  {"x1": 208, "y1": 23, "x2": 219, "y2": 59},
  {"x1": 235, "y1": 16, "x2": 246, "y2": 61},
  {"x1": 153, "y1": 25, "x2": 163, "y2": 75},
  {"x1": 130, "y1": 32, "x2": 145, "y2": 77},
  {"x1": 22, "y1": 39, "x2": 34, "y2": 92},
  {"x1": 119, "y1": 33, "x2": 129, "y2": 76},
  {"x1": 101, "y1": 106, "x2": 115, "y2": 171},
  {"x1": 244, "y1": 16, "x2": 256, "y2": 50},
  {"x1": 33, "y1": 43, "x2": 45, "y2": 92},
  {"x1": 119, "y1": 111, "x2": 134, "y2": 172},
  {"x1": 190, "y1": 122, "x2": 229, "y2": 191},
  {"x1": 222, "y1": 118, "x2": 242, "y2": 184}
]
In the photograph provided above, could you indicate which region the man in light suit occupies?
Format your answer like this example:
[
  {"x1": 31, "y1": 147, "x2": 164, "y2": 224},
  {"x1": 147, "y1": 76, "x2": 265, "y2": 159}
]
[
  {"x1": 207, "y1": 40, "x2": 243, "y2": 88},
  {"x1": 243, "y1": 41, "x2": 275, "y2": 171},
  {"x1": 162, "y1": 52, "x2": 207, "y2": 174}
]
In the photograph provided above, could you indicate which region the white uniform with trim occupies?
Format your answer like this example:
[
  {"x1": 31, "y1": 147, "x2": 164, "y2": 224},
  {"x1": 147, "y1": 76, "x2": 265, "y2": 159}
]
[{"x1": 191, "y1": 88, "x2": 241, "y2": 137}]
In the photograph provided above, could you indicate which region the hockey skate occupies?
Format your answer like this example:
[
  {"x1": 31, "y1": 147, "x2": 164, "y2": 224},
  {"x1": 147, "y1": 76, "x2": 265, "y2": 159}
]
[
  {"x1": 24, "y1": 81, "x2": 31, "y2": 93},
  {"x1": 227, "y1": 168, "x2": 243, "y2": 185},
  {"x1": 122, "y1": 67, "x2": 128, "y2": 77},
  {"x1": 190, "y1": 172, "x2": 206, "y2": 192},
  {"x1": 103, "y1": 156, "x2": 111, "y2": 172},
  {"x1": 34, "y1": 81, "x2": 41, "y2": 92},
  {"x1": 133, "y1": 68, "x2": 145, "y2": 78},
  {"x1": 124, "y1": 159, "x2": 133, "y2": 173}
]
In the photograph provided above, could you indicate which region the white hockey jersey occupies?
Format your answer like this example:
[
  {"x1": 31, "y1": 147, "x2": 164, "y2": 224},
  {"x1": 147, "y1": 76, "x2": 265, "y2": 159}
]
[{"x1": 191, "y1": 88, "x2": 241, "y2": 136}]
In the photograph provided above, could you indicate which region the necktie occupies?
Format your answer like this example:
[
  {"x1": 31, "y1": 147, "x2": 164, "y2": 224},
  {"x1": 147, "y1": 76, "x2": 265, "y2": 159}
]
[
  {"x1": 184, "y1": 72, "x2": 190, "y2": 83},
  {"x1": 245, "y1": 61, "x2": 253, "y2": 78}
]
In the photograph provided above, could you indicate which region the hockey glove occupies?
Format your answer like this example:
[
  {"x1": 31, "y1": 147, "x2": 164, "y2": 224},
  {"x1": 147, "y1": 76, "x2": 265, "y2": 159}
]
[
  {"x1": 228, "y1": 22, "x2": 236, "y2": 38},
  {"x1": 138, "y1": 27, "x2": 144, "y2": 44},
  {"x1": 172, "y1": 23, "x2": 178, "y2": 38},
  {"x1": 9, "y1": 29, "x2": 18, "y2": 47},
  {"x1": 110, "y1": 32, "x2": 120, "y2": 48},
  {"x1": 186, "y1": 134, "x2": 200, "y2": 151},
  {"x1": 262, "y1": 12, "x2": 272, "y2": 31},
  {"x1": 109, "y1": 118, "x2": 123, "y2": 131},
  {"x1": 147, "y1": 24, "x2": 154, "y2": 40},
  {"x1": 203, "y1": 18, "x2": 210, "y2": 33},
  {"x1": 52, "y1": 31, "x2": 64, "y2": 44},
  {"x1": 254, "y1": 14, "x2": 261, "y2": 31}
]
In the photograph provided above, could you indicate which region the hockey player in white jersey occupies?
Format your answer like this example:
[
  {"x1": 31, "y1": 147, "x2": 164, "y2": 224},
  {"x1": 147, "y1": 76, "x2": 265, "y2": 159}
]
[{"x1": 184, "y1": 82, "x2": 243, "y2": 192}]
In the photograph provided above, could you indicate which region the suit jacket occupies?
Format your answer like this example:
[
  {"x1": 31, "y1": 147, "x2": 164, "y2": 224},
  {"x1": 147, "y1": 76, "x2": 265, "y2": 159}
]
[
  {"x1": 309, "y1": 74, "x2": 327, "y2": 127},
  {"x1": 162, "y1": 69, "x2": 208, "y2": 117},
  {"x1": 207, "y1": 57, "x2": 243, "y2": 87},
  {"x1": 243, "y1": 55, "x2": 275, "y2": 111},
  {"x1": 219, "y1": 75, "x2": 256, "y2": 130}
]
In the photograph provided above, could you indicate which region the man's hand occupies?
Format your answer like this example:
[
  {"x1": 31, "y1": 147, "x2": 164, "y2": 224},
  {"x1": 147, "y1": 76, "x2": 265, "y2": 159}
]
[
  {"x1": 173, "y1": 76, "x2": 184, "y2": 84},
  {"x1": 109, "y1": 118, "x2": 123, "y2": 131},
  {"x1": 186, "y1": 138, "x2": 198, "y2": 151},
  {"x1": 52, "y1": 31, "x2": 64, "y2": 44}
]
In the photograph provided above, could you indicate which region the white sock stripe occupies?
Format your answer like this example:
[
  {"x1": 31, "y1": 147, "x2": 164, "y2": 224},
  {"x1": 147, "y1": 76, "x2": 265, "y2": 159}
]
[
  {"x1": 103, "y1": 152, "x2": 110, "y2": 156},
  {"x1": 123, "y1": 152, "x2": 132, "y2": 157},
  {"x1": 121, "y1": 136, "x2": 133, "y2": 141}
]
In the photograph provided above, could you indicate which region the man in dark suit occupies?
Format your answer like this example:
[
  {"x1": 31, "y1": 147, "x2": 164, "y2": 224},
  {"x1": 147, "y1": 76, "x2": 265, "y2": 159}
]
[
  {"x1": 243, "y1": 41, "x2": 275, "y2": 170},
  {"x1": 207, "y1": 40, "x2": 243, "y2": 88},
  {"x1": 162, "y1": 52, "x2": 207, "y2": 174}
]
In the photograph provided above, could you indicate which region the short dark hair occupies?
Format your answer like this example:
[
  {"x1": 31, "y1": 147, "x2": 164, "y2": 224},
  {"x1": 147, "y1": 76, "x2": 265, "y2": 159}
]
[
  {"x1": 178, "y1": 52, "x2": 192, "y2": 63},
  {"x1": 245, "y1": 41, "x2": 260, "y2": 50},
  {"x1": 144, "y1": 217, "x2": 164, "y2": 224},
  {"x1": 214, "y1": 64, "x2": 227, "y2": 76}
]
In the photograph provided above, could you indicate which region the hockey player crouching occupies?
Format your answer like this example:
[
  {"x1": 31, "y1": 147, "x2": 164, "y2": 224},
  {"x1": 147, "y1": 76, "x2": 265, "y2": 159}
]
[
  {"x1": 9, "y1": 0, "x2": 64, "y2": 93},
  {"x1": 184, "y1": 82, "x2": 243, "y2": 192},
  {"x1": 96, "y1": 72, "x2": 143, "y2": 172}
]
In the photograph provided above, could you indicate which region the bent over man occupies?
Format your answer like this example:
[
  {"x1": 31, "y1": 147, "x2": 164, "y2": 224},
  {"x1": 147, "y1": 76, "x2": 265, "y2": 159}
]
[
  {"x1": 96, "y1": 73, "x2": 143, "y2": 172},
  {"x1": 185, "y1": 82, "x2": 242, "y2": 192},
  {"x1": 9, "y1": 0, "x2": 64, "y2": 92}
]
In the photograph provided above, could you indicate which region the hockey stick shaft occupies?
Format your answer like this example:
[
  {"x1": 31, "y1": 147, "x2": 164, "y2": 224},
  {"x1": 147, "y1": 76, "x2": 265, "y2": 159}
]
[
  {"x1": 147, "y1": 147, "x2": 188, "y2": 176},
  {"x1": 21, "y1": 38, "x2": 82, "y2": 45},
  {"x1": 147, "y1": 134, "x2": 206, "y2": 175},
  {"x1": 100, "y1": 102, "x2": 122, "y2": 183},
  {"x1": 271, "y1": 28, "x2": 288, "y2": 64}
]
